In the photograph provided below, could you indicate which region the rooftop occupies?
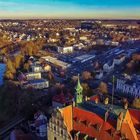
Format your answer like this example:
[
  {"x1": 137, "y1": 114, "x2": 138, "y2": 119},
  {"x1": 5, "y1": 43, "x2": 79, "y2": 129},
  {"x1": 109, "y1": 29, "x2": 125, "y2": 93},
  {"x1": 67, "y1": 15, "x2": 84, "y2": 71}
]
[
  {"x1": 41, "y1": 56, "x2": 71, "y2": 69},
  {"x1": 79, "y1": 101, "x2": 127, "y2": 121}
]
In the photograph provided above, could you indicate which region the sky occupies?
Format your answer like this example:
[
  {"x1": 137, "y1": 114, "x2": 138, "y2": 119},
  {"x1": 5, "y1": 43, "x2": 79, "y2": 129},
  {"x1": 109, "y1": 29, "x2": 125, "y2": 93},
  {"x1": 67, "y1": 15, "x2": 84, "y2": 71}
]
[{"x1": 0, "y1": 0, "x2": 140, "y2": 19}]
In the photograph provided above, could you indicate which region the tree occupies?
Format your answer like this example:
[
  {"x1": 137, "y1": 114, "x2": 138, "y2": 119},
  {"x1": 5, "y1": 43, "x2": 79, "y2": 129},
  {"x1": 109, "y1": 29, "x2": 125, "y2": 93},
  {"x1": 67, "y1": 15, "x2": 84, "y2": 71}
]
[
  {"x1": 23, "y1": 62, "x2": 30, "y2": 72},
  {"x1": 81, "y1": 83, "x2": 93, "y2": 97},
  {"x1": 5, "y1": 58, "x2": 16, "y2": 79},
  {"x1": 82, "y1": 71, "x2": 92, "y2": 80},
  {"x1": 72, "y1": 76, "x2": 78, "y2": 83},
  {"x1": 5, "y1": 70, "x2": 14, "y2": 79},
  {"x1": 132, "y1": 98, "x2": 140, "y2": 109},
  {"x1": 6, "y1": 58, "x2": 16, "y2": 74},
  {"x1": 132, "y1": 54, "x2": 140, "y2": 61},
  {"x1": 47, "y1": 71, "x2": 54, "y2": 81},
  {"x1": 98, "y1": 82, "x2": 108, "y2": 94},
  {"x1": 14, "y1": 54, "x2": 24, "y2": 69}
]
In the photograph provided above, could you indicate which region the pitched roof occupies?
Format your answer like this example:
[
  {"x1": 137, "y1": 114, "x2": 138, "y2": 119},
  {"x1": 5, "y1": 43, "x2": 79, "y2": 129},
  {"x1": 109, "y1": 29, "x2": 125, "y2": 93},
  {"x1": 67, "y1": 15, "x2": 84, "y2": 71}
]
[
  {"x1": 79, "y1": 101, "x2": 127, "y2": 122},
  {"x1": 72, "y1": 107, "x2": 121, "y2": 140},
  {"x1": 59, "y1": 102, "x2": 139, "y2": 140},
  {"x1": 129, "y1": 109, "x2": 140, "y2": 138}
]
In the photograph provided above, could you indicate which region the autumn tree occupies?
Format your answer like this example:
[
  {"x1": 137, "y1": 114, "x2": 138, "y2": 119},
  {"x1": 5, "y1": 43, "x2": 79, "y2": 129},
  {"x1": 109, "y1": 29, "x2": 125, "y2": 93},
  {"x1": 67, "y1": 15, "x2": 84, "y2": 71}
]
[
  {"x1": 132, "y1": 98, "x2": 140, "y2": 109},
  {"x1": 5, "y1": 58, "x2": 16, "y2": 79},
  {"x1": 72, "y1": 76, "x2": 78, "y2": 83},
  {"x1": 23, "y1": 62, "x2": 30, "y2": 72},
  {"x1": 14, "y1": 54, "x2": 24, "y2": 69},
  {"x1": 81, "y1": 83, "x2": 93, "y2": 97},
  {"x1": 98, "y1": 82, "x2": 108, "y2": 94},
  {"x1": 82, "y1": 71, "x2": 92, "y2": 81},
  {"x1": 47, "y1": 71, "x2": 55, "y2": 81},
  {"x1": 132, "y1": 54, "x2": 140, "y2": 61}
]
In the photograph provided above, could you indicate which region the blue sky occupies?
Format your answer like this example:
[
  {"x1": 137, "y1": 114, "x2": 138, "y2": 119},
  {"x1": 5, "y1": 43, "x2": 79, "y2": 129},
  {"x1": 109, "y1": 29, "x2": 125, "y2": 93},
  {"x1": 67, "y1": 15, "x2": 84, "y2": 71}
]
[{"x1": 0, "y1": 0, "x2": 140, "y2": 19}]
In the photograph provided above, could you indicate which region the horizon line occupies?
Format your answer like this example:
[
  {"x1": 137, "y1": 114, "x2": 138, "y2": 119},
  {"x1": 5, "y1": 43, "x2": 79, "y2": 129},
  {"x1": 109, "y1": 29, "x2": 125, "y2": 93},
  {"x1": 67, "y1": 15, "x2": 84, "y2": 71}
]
[{"x1": 0, "y1": 17, "x2": 140, "y2": 21}]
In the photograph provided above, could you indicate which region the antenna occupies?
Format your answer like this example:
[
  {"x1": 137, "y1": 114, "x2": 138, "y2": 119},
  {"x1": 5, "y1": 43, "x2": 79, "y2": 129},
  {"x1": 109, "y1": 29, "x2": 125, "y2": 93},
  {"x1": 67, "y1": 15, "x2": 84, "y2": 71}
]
[{"x1": 111, "y1": 75, "x2": 115, "y2": 109}]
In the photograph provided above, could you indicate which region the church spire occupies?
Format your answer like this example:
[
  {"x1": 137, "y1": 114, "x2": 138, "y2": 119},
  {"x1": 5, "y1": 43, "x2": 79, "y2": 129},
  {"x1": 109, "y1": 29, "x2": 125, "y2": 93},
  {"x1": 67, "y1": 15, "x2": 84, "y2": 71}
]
[
  {"x1": 75, "y1": 74, "x2": 83, "y2": 105},
  {"x1": 75, "y1": 74, "x2": 83, "y2": 94}
]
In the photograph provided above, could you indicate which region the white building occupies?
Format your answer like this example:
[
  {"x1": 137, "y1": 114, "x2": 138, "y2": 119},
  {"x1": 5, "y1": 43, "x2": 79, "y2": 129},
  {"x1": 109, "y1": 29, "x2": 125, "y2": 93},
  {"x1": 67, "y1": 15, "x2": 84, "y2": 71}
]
[
  {"x1": 114, "y1": 55, "x2": 126, "y2": 65},
  {"x1": 80, "y1": 36, "x2": 88, "y2": 41},
  {"x1": 103, "y1": 62, "x2": 114, "y2": 73},
  {"x1": 31, "y1": 65, "x2": 42, "y2": 73},
  {"x1": 23, "y1": 79, "x2": 49, "y2": 89},
  {"x1": 73, "y1": 54, "x2": 95, "y2": 64},
  {"x1": 116, "y1": 79, "x2": 140, "y2": 98},
  {"x1": 95, "y1": 71, "x2": 103, "y2": 80},
  {"x1": 25, "y1": 72, "x2": 41, "y2": 80},
  {"x1": 74, "y1": 43, "x2": 85, "y2": 50},
  {"x1": 41, "y1": 56, "x2": 71, "y2": 70},
  {"x1": 44, "y1": 64, "x2": 51, "y2": 72},
  {"x1": 111, "y1": 41, "x2": 119, "y2": 46},
  {"x1": 57, "y1": 46, "x2": 73, "y2": 54},
  {"x1": 96, "y1": 39, "x2": 104, "y2": 45}
]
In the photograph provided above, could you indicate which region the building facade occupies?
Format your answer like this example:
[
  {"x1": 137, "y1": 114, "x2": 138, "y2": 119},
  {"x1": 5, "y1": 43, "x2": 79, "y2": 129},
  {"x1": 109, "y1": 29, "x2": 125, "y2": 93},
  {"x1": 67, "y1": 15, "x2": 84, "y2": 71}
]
[
  {"x1": 116, "y1": 79, "x2": 140, "y2": 98},
  {"x1": 23, "y1": 79, "x2": 49, "y2": 89},
  {"x1": 47, "y1": 109, "x2": 72, "y2": 140},
  {"x1": 25, "y1": 72, "x2": 42, "y2": 80},
  {"x1": 58, "y1": 46, "x2": 74, "y2": 54}
]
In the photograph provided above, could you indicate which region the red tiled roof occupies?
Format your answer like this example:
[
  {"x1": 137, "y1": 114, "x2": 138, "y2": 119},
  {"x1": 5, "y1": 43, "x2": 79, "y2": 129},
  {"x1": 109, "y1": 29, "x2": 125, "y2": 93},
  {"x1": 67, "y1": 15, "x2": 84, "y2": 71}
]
[
  {"x1": 60, "y1": 106, "x2": 140, "y2": 140},
  {"x1": 129, "y1": 109, "x2": 140, "y2": 137},
  {"x1": 73, "y1": 107, "x2": 120, "y2": 140},
  {"x1": 129, "y1": 109, "x2": 140, "y2": 125}
]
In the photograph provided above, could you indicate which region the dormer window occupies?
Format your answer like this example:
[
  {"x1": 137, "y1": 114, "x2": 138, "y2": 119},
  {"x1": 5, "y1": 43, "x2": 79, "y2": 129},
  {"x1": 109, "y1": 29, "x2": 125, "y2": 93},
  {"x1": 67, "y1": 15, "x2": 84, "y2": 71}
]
[
  {"x1": 90, "y1": 123, "x2": 101, "y2": 131},
  {"x1": 80, "y1": 120, "x2": 87, "y2": 126},
  {"x1": 107, "y1": 129, "x2": 114, "y2": 137}
]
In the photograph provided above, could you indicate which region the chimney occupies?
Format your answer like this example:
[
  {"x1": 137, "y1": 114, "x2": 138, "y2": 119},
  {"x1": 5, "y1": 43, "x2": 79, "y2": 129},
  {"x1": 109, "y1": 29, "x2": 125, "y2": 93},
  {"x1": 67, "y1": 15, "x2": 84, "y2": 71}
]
[{"x1": 116, "y1": 112, "x2": 124, "y2": 131}]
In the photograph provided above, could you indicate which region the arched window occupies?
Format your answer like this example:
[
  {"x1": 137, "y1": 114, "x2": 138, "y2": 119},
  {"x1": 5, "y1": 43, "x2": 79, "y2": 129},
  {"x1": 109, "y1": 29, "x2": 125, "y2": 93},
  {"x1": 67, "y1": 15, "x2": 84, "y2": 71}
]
[{"x1": 61, "y1": 129, "x2": 63, "y2": 135}]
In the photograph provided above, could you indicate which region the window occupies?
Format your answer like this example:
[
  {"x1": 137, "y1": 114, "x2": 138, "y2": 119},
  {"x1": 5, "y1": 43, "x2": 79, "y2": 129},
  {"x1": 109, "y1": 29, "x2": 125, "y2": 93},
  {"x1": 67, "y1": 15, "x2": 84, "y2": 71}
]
[
  {"x1": 61, "y1": 130, "x2": 63, "y2": 135},
  {"x1": 57, "y1": 120, "x2": 59, "y2": 125},
  {"x1": 54, "y1": 126, "x2": 56, "y2": 131}
]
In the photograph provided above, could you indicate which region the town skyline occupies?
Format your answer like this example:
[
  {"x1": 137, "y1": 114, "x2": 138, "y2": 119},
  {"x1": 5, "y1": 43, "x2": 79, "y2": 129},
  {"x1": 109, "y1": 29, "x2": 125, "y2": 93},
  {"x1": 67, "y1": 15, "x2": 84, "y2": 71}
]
[{"x1": 0, "y1": 0, "x2": 140, "y2": 19}]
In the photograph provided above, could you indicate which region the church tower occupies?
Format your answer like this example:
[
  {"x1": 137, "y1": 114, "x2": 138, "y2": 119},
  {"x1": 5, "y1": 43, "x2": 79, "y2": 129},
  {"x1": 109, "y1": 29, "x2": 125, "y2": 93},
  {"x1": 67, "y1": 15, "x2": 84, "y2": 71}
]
[{"x1": 75, "y1": 74, "x2": 83, "y2": 105}]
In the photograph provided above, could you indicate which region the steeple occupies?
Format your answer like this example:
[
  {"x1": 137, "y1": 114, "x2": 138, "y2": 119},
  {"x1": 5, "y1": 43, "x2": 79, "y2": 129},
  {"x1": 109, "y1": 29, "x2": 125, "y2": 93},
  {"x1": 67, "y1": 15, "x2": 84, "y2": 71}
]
[
  {"x1": 75, "y1": 74, "x2": 83, "y2": 105},
  {"x1": 75, "y1": 74, "x2": 83, "y2": 94}
]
